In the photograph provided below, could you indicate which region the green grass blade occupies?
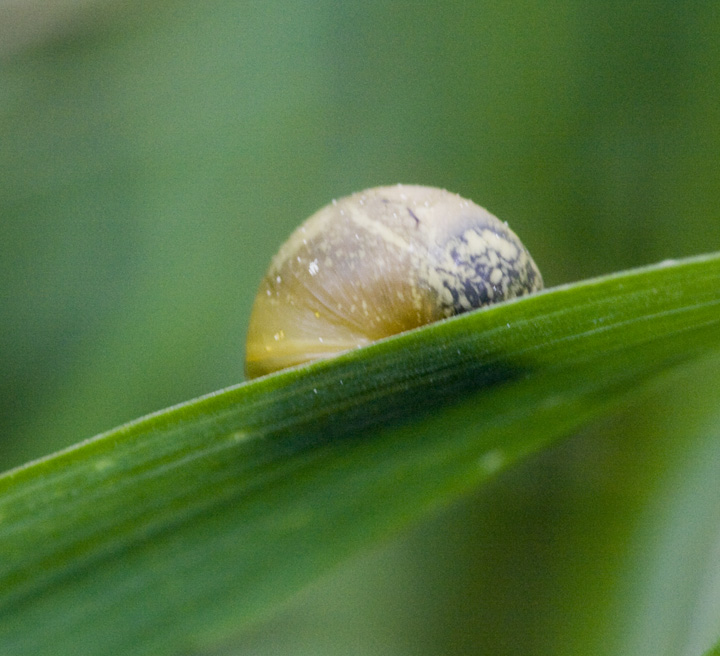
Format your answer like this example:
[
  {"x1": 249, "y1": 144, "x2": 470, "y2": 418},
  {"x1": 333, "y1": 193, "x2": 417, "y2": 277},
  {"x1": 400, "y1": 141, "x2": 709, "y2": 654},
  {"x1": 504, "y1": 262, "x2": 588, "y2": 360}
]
[{"x1": 1, "y1": 252, "x2": 720, "y2": 656}]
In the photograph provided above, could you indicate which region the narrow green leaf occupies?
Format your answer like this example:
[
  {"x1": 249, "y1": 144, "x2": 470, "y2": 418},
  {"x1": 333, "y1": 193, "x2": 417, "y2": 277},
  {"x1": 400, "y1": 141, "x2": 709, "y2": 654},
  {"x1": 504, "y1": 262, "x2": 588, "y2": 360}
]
[{"x1": 1, "y1": 252, "x2": 720, "y2": 656}]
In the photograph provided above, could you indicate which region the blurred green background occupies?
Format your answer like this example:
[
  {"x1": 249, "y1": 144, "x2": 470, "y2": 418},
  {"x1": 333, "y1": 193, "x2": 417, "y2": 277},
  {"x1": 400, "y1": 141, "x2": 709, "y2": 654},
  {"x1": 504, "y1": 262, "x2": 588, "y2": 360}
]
[{"x1": 1, "y1": 1, "x2": 719, "y2": 654}]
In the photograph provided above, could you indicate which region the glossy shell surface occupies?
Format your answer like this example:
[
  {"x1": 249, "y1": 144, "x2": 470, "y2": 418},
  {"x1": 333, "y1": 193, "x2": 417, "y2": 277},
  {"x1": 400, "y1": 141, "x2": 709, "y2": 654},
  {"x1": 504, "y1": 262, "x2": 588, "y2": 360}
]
[{"x1": 245, "y1": 184, "x2": 543, "y2": 379}]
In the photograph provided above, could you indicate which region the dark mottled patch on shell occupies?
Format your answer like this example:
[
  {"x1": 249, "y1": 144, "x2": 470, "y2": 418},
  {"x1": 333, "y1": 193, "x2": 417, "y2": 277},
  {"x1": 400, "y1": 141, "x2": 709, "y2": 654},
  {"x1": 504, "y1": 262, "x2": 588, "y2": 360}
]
[{"x1": 424, "y1": 223, "x2": 542, "y2": 317}]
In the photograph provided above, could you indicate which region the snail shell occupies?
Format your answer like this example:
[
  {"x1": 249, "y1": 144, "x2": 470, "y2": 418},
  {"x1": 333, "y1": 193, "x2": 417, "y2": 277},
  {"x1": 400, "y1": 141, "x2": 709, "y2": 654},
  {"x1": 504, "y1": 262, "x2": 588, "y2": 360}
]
[{"x1": 245, "y1": 184, "x2": 543, "y2": 379}]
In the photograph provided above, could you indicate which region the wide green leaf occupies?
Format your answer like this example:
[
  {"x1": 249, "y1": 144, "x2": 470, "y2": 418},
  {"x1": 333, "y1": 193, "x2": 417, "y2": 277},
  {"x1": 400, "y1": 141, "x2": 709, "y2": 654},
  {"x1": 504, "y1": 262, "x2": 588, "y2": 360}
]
[{"x1": 1, "y1": 252, "x2": 719, "y2": 656}]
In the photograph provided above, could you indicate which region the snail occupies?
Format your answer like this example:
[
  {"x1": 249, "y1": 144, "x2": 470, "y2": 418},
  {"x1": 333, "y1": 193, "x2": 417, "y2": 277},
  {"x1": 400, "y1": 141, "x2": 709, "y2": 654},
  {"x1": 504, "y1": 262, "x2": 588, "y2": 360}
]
[{"x1": 245, "y1": 184, "x2": 543, "y2": 379}]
